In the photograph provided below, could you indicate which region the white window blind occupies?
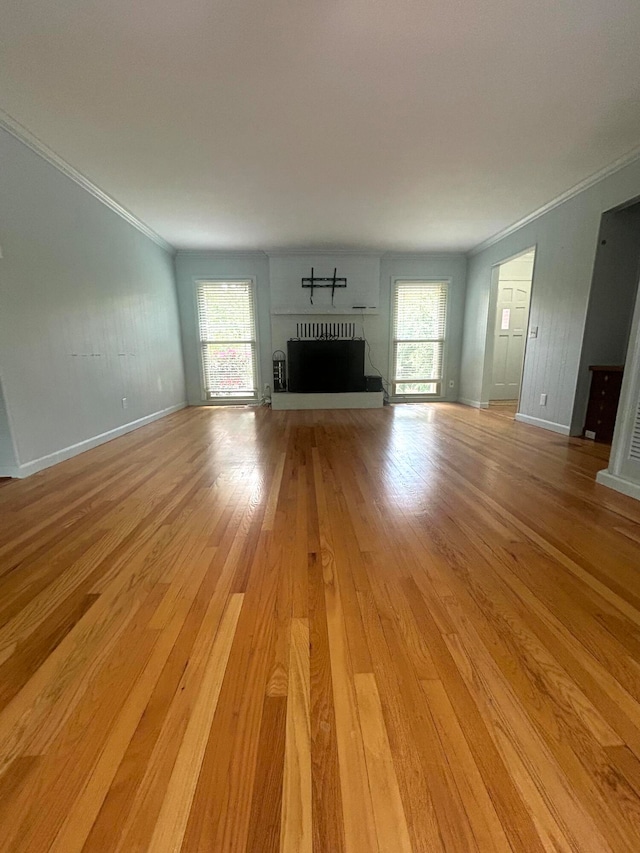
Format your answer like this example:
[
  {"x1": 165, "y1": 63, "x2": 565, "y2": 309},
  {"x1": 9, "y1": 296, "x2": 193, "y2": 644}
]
[
  {"x1": 392, "y1": 281, "x2": 448, "y2": 397},
  {"x1": 196, "y1": 280, "x2": 258, "y2": 401}
]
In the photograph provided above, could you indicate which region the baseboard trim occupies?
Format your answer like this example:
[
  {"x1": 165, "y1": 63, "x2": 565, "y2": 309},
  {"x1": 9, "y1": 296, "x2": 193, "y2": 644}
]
[
  {"x1": 514, "y1": 413, "x2": 571, "y2": 435},
  {"x1": 0, "y1": 466, "x2": 21, "y2": 479},
  {"x1": 8, "y1": 402, "x2": 187, "y2": 479},
  {"x1": 458, "y1": 398, "x2": 489, "y2": 409},
  {"x1": 596, "y1": 470, "x2": 640, "y2": 502}
]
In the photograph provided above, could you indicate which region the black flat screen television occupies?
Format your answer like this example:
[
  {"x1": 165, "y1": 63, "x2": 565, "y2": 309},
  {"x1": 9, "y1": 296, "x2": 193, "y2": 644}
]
[{"x1": 287, "y1": 339, "x2": 366, "y2": 393}]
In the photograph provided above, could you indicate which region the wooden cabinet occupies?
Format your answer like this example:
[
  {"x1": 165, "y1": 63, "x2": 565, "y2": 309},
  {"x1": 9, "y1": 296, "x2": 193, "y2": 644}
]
[{"x1": 584, "y1": 365, "x2": 624, "y2": 443}]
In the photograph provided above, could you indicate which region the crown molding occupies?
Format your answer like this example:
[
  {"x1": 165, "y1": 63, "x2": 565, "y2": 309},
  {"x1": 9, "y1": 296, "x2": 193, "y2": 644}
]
[
  {"x1": 468, "y1": 144, "x2": 640, "y2": 258},
  {"x1": 266, "y1": 248, "x2": 382, "y2": 258},
  {"x1": 381, "y1": 251, "x2": 465, "y2": 260},
  {"x1": 176, "y1": 248, "x2": 463, "y2": 261},
  {"x1": 174, "y1": 249, "x2": 268, "y2": 260},
  {"x1": 0, "y1": 109, "x2": 175, "y2": 255}
]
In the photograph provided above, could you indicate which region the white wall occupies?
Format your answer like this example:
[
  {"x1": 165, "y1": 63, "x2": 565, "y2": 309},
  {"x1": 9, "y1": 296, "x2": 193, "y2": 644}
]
[
  {"x1": 174, "y1": 252, "x2": 272, "y2": 404},
  {"x1": 0, "y1": 128, "x2": 186, "y2": 473},
  {"x1": 272, "y1": 253, "x2": 467, "y2": 401},
  {"x1": 269, "y1": 254, "x2": 381, "y2": 315},
  {"x1": 460, "y1": 157, "x2": 640, "y2": 430},
  {"x1": 0, "y1": 379, "x2": 18, "y2": 473},
  {"x1": 175, "y1": 251, "x2": 466, "y2": 404}
]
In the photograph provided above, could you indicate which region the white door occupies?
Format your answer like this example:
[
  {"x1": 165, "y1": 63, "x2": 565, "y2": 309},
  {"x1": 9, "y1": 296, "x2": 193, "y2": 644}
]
[{"x1": 490, "y1": 251, "x2": 535, "y2": 401}]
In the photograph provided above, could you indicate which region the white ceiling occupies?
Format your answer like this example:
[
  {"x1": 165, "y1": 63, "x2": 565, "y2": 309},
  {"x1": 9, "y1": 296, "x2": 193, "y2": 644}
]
[{"x1": 2, "y1": 0, "x2": 640, "y2": 252}]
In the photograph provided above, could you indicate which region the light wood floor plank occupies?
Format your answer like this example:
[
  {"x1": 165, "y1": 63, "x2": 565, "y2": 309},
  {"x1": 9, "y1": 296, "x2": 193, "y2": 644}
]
[
  {"x1": 312, "y1": 447, "x2": 379, "y2": 853},
  {"x1": 0, "y1": 403, "x2": 639, "y2": 851},
  {"x1": 147, "y1": 592, "x2": 243, "y2": 852},
  {"x1": 354, "y1": 672, "x2": 412, "y2": 853},
  {"x1": 420, "y1": 678, "x2": 512, "y2": 853},
  {"x1": 280, "y1": 617, "x2": 312, "y2": 853},
  {"x1": 49, "y1": 547, "x2": 220, "y2": 852}
]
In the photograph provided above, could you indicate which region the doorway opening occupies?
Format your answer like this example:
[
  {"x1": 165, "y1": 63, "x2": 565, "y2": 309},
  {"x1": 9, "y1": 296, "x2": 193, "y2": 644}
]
[
  {"x1": 572, "y1": 198, "x2": 640, "y2": 449},
  {"x1": 488, "y1": 248, "x2": 536, "y2": 413}
]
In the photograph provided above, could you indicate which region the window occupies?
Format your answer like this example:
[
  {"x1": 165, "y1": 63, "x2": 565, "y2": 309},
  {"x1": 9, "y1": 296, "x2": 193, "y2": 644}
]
[
  {"x1": 391, "y1": 280, "x2": 448, "y2": 397},
  {"x1": 196, "y1": 280, "x2": 258, "y2": 401}
]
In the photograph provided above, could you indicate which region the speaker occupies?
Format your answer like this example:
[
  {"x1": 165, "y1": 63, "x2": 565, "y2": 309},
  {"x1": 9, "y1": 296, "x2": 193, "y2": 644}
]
[{"x1": 365, "y1": 375, "x2": 383, "y2": 392}]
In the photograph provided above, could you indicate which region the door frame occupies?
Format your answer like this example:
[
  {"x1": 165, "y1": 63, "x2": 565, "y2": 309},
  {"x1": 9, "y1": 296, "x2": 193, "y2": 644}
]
[{"x1": 482, "y1": 246, "x2": 538, "y2": 412}]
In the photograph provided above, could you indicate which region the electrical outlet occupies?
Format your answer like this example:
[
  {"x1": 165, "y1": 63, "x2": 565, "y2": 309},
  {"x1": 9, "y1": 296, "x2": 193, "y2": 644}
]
[
  {"x1": 585, "y1": 429, "x2": 596, "y2": 440},
  {"x1": 529, "y1": 325, "x2": 538, "y2": 339},
  {"x1": 448, "y1": 379, "x2": 455, "y2": 388},
  {"x1": 539, "y1": 393, "x2": 547, "y2": 406},
  {"x1": 122, "y1": 397, "x2": 128, "y2": 409}
]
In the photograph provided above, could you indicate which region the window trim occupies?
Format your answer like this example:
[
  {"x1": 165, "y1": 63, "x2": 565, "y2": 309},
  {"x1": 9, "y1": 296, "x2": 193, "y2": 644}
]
[
  {"x1": 193, "y1": 277, "x2": 261, "y2": 405},
  {"x1": 389, "y1": 278, "x2": 450, "y2": 402}
]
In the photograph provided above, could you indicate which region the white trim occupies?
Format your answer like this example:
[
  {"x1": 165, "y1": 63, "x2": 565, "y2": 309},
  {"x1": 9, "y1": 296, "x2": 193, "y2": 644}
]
[
  {"x1": 193, "y1": 398, "x2": 260, "y2": 407},
  {"x1": 485, "y1": 246, "x2": 537, "y2": 406},
  {"x1": 596, "y1": 469, "x2": 640, "y2": 502},
  {"x1": 175, "y1": 250, "x2": 267, "y2": 260},
  {"x1": 458, "y1": 398, "x2": 489, "y2": 409},
  {"x1": 176, "y1": 249, "x2": 461, "y2": 261},
  {"x1": 193, "y1": 277, "x2": 261, "y2": 403},
  {"x1": 389, "y1": 277, "x2": 451, "y2": 400},
  {"x1": 468, "y1": 145, "x2": 640, "y2": 257},
  {"x1": 270, "y1": 307, "x2": 380, "y2": 316},
  {"x1": 0, "y1": 109, "x2": 174, "y2": 255},
  {"x1": 381, "y1": 252, "x2": 464, "y2": 260},
  {"x1": 514, "y1": 413, "x2": 571, "y2": 435},
  {"x1": 490, "y1": 244, "x2": 538, "y2": 270},
  {"x1": 0, "y1": 466, "x2": 21, "y2": 479},
  {"x1": 3, "y1": 403, "x2": 186, "y2": 479},
  {"x1": 390, "y1": 396, "x2": 446, "y2": 404},
  {"x1": 266, "y1": 249, "x2": 382, "y2": 257}
]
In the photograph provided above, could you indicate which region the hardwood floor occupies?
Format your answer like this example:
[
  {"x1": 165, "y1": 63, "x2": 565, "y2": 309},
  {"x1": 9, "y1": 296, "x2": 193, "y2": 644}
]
[
  {"x1": 1, "y1": 402, "x2": 639, "y2": 851},
  {"x1": 488, "y1": 401, "x2": 519, "y2": 421}
]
